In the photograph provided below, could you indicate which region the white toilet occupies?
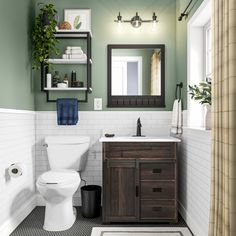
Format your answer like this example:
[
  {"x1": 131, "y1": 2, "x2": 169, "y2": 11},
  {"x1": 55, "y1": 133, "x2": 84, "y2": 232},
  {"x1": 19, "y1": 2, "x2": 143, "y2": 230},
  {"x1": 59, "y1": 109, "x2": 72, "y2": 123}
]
[{"x1": 36, "y1": 136, "x2": 90, "y2": 231}]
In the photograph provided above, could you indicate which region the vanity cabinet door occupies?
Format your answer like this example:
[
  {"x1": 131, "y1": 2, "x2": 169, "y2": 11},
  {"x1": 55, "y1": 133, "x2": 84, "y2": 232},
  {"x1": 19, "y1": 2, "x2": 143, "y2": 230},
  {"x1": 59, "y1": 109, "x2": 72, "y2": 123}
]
[{"x1": 103, "y1": 159, "x2": 139, "y2": 223}]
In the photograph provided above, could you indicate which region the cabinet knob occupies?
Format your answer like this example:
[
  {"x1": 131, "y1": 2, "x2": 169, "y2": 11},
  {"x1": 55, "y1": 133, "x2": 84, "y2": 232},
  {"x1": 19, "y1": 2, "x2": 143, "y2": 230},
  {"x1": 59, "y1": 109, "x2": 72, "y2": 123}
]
[
  {"x1": 152, "y1": 169, "x2": 162, "y2": 174},
  {"x1": 152, "y1": 187, "x2": 162, "y2": 192}
]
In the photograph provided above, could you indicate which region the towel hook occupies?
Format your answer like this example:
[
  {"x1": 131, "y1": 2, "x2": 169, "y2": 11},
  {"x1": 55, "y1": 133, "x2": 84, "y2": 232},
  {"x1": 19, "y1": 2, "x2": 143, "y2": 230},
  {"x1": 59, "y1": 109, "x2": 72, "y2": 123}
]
[{"x1": 175, "y1": 82, "x2": 183, "y2": 101}]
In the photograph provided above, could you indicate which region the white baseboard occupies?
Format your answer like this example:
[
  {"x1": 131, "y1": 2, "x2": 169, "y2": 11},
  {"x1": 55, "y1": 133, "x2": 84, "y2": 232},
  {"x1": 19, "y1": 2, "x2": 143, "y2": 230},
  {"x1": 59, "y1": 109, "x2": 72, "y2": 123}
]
[
  {"x1": 179, "y1": 202, "x2": 208, "y2": 236},
  {"x1": 0, "y1": 195, "x2": 36, "y2": 236}
]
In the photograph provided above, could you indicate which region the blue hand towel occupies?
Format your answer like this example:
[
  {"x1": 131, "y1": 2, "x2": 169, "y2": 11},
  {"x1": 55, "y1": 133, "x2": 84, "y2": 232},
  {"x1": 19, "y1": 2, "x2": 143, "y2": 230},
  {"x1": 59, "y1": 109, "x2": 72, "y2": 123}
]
[{"x1": 57, "y1": 98, "x2": 78, "y2": 125}]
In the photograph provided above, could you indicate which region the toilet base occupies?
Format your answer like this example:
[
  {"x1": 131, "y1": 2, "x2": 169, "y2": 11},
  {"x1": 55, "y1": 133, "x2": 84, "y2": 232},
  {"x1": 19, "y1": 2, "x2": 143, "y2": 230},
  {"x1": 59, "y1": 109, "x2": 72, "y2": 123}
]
[{"x1": 43, "y1": 198, "x2": 77, "y2": 231}]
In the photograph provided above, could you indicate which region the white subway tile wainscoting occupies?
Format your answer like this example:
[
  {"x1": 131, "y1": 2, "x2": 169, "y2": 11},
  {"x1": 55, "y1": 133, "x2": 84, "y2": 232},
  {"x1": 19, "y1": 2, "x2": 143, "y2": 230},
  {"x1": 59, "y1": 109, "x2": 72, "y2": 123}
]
[
  {"x1": 0, "y1": 109, "x2": 211, "y2": 235},
  {"x1": 0, "y1": 109, "x2": 36, "y2": 235},
  {"x1": 178, "y1": 128, "x2": 211, "y2": 236}
]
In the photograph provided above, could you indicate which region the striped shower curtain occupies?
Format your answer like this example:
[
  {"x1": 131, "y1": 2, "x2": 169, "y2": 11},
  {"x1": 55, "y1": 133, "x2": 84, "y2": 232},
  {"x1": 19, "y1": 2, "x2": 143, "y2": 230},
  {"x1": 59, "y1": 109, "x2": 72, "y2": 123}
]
[{"x1": 209, "y1": 0, "x2": 236, "y2": 235}]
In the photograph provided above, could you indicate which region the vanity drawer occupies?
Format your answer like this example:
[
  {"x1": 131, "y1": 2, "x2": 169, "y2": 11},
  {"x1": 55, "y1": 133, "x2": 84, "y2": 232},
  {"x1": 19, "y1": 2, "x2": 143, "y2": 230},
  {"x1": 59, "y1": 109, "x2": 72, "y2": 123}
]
[
  {"x1": 140, "y1": 163, "x2": 175, "y2": 180},
  {"x1": 140, "y1": 200, "x2": 176, "y2": 220},
  {"x1": 140, "y1": 181, "x2": 175, "y2": 199},
  {"x1": 104, "y1": 142, "x2": 175, "y2": 159}
]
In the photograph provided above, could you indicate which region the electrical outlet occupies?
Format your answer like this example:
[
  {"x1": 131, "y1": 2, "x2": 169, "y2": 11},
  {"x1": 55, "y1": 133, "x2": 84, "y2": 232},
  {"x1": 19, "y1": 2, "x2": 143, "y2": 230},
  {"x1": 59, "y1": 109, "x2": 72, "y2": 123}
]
[{"x1": 94, "y1": 98, "x2": 102, "y2": 110}]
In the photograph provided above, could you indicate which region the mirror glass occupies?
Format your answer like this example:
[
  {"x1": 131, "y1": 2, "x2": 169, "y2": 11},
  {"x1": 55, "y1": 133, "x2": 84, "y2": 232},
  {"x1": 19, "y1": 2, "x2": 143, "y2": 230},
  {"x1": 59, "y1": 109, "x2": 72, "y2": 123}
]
[{"x1": 111, "y1": 48, "x2": 162, "y2": 96}]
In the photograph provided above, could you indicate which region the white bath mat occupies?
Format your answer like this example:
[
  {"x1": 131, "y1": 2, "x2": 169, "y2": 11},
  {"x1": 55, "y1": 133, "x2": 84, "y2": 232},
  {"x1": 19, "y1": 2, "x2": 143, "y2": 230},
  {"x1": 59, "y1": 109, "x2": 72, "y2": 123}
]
[{"x1": 91, "y1": 227, "x2": 192, "y2": 236}]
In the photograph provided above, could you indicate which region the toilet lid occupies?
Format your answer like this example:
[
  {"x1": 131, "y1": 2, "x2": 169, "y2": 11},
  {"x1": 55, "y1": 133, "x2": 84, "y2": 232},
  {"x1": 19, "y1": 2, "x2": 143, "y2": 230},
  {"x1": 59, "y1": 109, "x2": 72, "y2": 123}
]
[{"x1": 38, "y1": 169, "x2": 80, "y2": 185}]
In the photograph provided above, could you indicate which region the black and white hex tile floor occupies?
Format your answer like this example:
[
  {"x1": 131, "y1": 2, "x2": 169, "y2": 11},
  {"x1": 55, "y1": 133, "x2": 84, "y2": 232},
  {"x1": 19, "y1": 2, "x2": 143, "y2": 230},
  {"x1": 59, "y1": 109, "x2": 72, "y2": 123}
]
[{"x1": 11, "y1": 207, "x2": 188, "y2": 236}]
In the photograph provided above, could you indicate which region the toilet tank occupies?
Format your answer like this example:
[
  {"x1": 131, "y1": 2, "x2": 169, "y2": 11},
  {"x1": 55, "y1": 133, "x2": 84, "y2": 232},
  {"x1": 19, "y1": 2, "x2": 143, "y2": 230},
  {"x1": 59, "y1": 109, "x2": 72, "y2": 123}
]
[{"x1": 45, "y1": 136, "x2": 90, "y2": 171}]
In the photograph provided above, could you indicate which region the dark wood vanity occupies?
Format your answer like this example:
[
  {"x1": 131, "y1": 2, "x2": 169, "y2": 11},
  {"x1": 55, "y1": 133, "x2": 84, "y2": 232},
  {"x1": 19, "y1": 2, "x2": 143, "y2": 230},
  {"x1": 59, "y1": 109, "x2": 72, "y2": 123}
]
[{"x1": 101, "y1": 138, "x2": 180, "y2": 223}]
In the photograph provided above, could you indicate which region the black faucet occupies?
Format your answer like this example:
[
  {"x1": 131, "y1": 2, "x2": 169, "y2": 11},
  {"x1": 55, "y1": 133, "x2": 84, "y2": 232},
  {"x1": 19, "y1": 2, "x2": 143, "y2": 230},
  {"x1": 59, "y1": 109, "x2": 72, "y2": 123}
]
[{"x1": 136, "y1": 117, "x2": 142, "y2": 136}]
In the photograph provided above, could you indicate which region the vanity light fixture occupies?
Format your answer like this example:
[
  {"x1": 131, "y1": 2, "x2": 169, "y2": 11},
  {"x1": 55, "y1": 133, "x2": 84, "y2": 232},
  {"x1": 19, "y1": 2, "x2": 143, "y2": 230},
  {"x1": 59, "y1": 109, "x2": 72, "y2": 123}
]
[{"x1": 115, "y1": 12, "x2": 158, "y2": 28}]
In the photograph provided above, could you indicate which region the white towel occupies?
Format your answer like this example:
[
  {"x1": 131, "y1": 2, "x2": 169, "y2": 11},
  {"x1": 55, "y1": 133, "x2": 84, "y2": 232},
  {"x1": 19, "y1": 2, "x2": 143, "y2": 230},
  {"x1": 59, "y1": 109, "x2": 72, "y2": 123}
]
[
  {"x1": 170, "y1": 99, "x2": 182, "y2": 134},
  {"x1": 65, "y1": 49, "x2": 83, "y2": 55},
  {"x1": 70, "y1": 54, "x2": 87, "y2": 60},
  {"x1": 62, "y1": 54, "x2": 87, "y2": 60},
  {"x1": 66, "y1": 46, "x2": 82, "y2": 50}
]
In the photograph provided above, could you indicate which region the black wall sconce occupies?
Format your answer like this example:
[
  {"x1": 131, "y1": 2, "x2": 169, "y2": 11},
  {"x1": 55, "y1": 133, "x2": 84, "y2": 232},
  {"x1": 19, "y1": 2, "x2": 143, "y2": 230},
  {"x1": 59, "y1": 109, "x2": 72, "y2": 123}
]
[{"x1": 114, "y1": 12, "x2": 158, "y2": 28}]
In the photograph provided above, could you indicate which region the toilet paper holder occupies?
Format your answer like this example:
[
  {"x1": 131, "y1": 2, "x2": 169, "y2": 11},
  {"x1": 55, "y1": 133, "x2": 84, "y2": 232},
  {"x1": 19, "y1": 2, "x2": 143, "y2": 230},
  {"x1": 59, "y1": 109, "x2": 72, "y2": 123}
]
[
  {"x1": 8, "y1": 163, "x2": 23, "y2": 178},
  {"x1": 11, "y1": 167, "x2": 21, "y2": 175}
]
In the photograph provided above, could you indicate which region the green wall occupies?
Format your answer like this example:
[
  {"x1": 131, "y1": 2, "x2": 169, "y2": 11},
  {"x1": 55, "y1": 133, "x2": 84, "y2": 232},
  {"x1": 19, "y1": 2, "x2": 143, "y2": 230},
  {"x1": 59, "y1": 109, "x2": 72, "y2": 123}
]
[
  {"x1": 0, "y1": 0, "x2": 35, "y2": 110},
  {"x1": 0, "y1": 0, "x2": 205, "y2": 111},
  {"x1": 34, "y1": 0, "x2": 177, "y2": 111},
  {"x1": 176, "y1": 0, "x2": 204, "y2": 109}
]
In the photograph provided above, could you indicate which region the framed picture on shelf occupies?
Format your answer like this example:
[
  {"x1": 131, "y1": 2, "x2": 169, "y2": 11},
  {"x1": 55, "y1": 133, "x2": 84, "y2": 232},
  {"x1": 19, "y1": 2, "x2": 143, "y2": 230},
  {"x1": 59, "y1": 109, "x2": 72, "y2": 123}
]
[{"x1": 64, "y1": 9, "x2": 91, "y2": 31}]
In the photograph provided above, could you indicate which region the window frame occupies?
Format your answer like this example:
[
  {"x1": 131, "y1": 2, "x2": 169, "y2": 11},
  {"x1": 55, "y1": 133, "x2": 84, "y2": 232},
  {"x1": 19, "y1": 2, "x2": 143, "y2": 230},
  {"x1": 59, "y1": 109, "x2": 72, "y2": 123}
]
[
  {"x1": 187, "y1": 0, "x2": 211, "y2": 129},
  {"x1": 204, "y1": 20, "x2": 212, "y2": 81}
]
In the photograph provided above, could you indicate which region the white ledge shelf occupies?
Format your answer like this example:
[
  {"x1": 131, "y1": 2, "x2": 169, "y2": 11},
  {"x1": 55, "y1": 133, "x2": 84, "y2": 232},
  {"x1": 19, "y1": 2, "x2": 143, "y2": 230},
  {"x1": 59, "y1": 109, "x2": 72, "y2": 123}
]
[
  {"x1": 55, "y1": 30, "x2": 93, "y2": 38},
  {"x1": 45, "y1": 59, "x2": 92, "y2": 64},
  {"x1": 44, "y1": 87, "x2": 87, "y2": 91}
]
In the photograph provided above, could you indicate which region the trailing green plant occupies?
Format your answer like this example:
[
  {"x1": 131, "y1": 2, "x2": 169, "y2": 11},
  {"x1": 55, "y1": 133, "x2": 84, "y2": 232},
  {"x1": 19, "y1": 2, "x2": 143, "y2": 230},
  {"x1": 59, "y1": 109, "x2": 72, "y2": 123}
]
[
  {"x1": 188, "y1": 80, "x2": 211, "y2": 105},
  {"x1": 32, "y1": 3, "x2": 59, "y2": 70}
]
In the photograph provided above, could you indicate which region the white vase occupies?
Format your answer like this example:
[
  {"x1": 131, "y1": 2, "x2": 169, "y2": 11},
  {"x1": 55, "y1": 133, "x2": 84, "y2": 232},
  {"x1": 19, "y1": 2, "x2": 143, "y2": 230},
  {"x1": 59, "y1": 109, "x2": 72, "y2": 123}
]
[{"x1": 204, "y1": 105, "x2": 211, "y2": 130}]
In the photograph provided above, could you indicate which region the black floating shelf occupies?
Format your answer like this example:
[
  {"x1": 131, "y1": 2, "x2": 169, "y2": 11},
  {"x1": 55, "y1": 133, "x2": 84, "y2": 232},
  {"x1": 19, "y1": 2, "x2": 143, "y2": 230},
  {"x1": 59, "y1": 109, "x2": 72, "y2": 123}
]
[{"x1": 41, "y1": 31, "x2": 92, "y2": 103}]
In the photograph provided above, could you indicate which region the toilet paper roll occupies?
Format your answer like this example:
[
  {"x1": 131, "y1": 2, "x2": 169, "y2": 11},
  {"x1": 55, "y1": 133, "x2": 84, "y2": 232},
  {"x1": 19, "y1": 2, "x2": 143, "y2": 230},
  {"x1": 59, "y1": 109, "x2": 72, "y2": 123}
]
[{"x1": 8, "y1": 163, "x2": 23, "y2": 178}]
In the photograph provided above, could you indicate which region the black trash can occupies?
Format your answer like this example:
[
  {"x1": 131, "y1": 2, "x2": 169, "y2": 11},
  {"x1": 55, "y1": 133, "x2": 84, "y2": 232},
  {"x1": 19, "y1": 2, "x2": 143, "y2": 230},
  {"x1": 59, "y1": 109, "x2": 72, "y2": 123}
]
[{"x1": 81, "y1": 185, "x2": 101, "y2": 218}]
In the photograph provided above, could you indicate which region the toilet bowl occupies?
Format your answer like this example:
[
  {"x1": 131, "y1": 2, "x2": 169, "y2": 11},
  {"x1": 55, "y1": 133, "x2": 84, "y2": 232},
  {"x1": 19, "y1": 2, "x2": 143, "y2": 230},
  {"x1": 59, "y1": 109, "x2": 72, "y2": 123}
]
[
  {"x1": 37, "y1": 169, "x2": 80, "y2": 231},
  {"x1": 37, "y1": 136, "x2": 90, "y2": 231}
]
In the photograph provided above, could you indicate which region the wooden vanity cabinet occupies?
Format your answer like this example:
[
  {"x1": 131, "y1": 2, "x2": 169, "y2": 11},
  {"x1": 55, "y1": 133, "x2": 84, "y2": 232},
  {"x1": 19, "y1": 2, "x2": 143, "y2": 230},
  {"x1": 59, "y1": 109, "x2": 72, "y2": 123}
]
[{"x1": 102, "y1": 142, "x2": 178, "y2": 223}]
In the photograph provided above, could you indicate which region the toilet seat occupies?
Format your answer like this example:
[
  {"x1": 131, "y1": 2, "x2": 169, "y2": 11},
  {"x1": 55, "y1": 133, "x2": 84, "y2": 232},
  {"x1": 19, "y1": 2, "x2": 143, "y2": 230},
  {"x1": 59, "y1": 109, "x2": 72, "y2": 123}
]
[{"x1": 37, "y1": 169, "x2": 80, "y2": 186}]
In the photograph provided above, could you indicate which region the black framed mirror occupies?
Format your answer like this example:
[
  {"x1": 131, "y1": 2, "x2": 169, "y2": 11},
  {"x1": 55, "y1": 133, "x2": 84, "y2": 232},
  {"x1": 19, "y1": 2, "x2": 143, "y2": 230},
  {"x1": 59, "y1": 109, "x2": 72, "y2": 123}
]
[{"x1": 107, "y1": 44, "x2": 165, "y2": 107}]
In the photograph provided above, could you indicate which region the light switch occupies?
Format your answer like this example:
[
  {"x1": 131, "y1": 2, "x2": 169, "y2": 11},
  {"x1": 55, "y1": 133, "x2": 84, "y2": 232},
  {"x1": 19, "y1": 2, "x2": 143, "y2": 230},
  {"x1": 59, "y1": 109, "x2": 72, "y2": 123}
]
[{"x1": 94, "y1": 98, "x2": 102, "y2": 110}]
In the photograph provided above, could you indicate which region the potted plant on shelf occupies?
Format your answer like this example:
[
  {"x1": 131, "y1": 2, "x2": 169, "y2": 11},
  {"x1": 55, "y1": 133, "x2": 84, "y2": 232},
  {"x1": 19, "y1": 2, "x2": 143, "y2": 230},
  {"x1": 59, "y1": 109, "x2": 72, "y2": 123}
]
[
  {"x1": 188, "y1": 80, "x2": 212, "y2": 130},
  {"x1": 32, "y1": 3, "x2": 59, "y2": 70}
]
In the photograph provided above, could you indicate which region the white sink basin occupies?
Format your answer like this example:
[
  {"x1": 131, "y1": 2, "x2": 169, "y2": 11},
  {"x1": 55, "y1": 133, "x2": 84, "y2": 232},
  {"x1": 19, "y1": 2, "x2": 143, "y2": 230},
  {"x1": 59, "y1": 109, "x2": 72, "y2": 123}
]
[{"x1": 99, "y1": 136, "x2": 181, "y2": 143}]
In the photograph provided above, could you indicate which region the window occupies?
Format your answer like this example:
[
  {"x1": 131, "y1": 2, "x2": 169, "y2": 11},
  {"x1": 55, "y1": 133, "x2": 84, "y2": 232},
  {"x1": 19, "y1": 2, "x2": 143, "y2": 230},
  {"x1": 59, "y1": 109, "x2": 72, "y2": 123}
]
[
  {"x1": 187, "y1": 0, "x2": 211, "y2": 128},
  {"x1": 204, "y1": 21, "x2": 212, "y2": 81}
]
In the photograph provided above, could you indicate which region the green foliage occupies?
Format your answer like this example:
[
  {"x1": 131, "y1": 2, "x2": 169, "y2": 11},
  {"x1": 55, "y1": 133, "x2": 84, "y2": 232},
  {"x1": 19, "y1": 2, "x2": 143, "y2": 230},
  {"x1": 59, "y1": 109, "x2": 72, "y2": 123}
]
[
  {"x1": 74, "y1": 16, "x2": 82, "y2": 29},
  {"x1": 32, "y1": 3, "x2": 59, "y2": 70},
  {"x1": 188, "y1": 80, "x2": 211, "y2": 105}
]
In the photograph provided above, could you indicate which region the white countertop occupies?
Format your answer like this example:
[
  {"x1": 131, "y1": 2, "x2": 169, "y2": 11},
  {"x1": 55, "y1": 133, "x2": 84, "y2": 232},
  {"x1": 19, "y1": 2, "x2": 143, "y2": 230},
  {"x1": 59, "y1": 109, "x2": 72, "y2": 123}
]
[{"x1": 99, "y1": 136, "x2": 181, "y2": 143}]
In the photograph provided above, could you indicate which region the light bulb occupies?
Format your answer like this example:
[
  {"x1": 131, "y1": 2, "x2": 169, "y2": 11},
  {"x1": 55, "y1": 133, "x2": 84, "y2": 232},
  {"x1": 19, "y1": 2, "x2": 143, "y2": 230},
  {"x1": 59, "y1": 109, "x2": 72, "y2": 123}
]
[{"x1": 152, "y1": 21, "x2": 157, "y2": 29}]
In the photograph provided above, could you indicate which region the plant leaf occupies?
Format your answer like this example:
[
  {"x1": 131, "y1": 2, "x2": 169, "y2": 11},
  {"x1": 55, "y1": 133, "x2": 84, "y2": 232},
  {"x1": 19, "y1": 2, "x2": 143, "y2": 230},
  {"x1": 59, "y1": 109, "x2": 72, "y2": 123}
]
[{"x1": 74, "y1": 15, "x2": 80, "y2": 29}]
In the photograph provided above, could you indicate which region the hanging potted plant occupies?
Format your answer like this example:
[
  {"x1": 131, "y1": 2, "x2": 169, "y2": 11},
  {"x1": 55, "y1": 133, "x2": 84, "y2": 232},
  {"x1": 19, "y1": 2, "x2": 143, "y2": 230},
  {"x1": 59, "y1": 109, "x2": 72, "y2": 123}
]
[
  {"x1": 188, "y1": 80, "x2": 212, "y2": 130},
  {"x1": 32, "y1": 3, "x2": 59, "y2": 70}
]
